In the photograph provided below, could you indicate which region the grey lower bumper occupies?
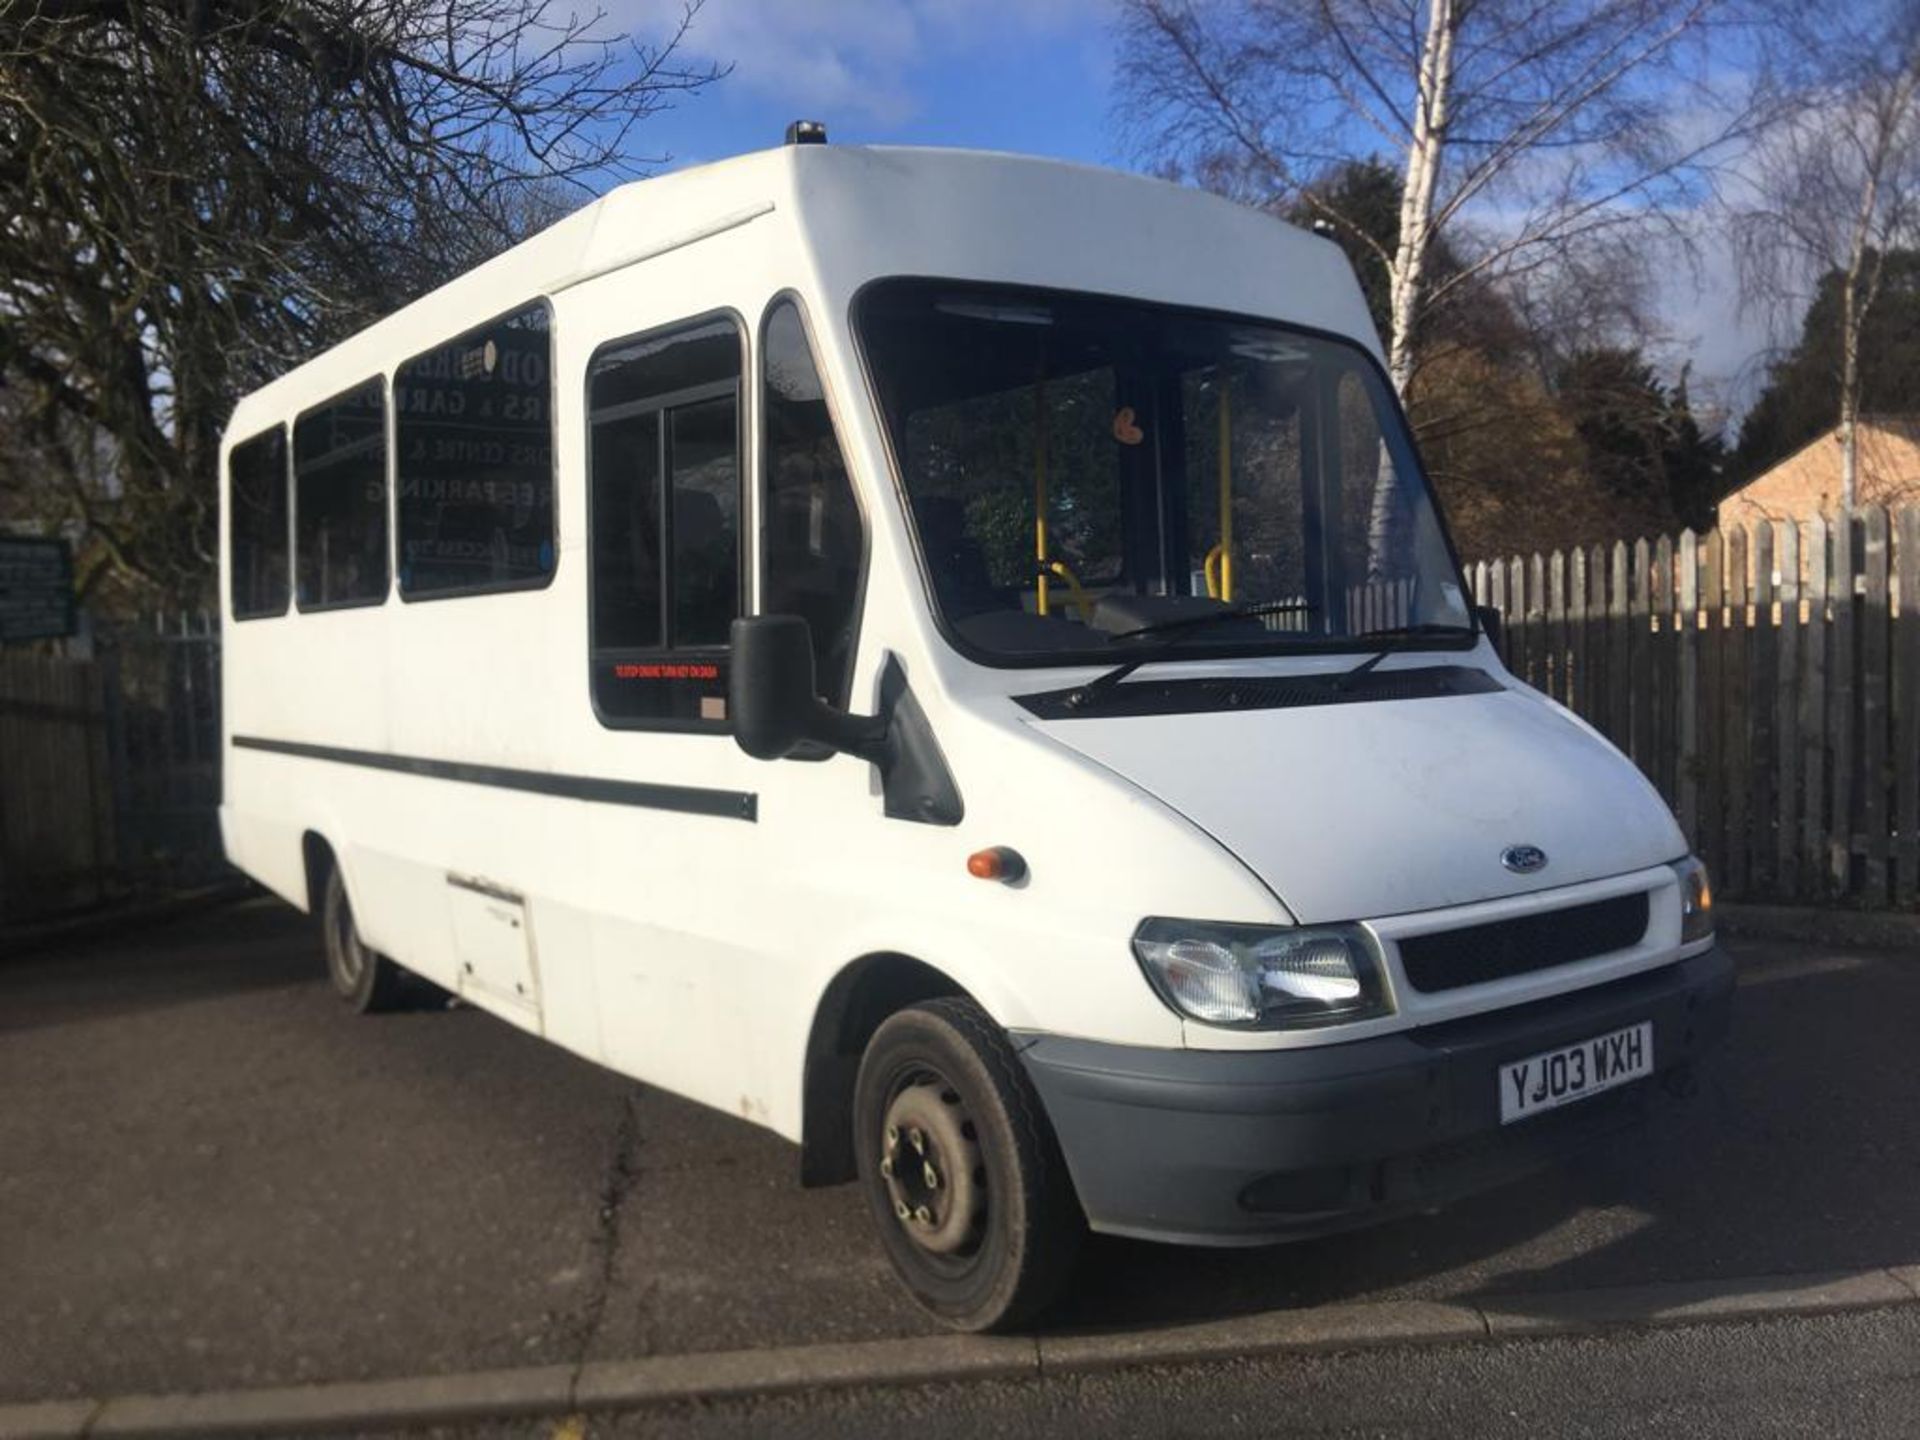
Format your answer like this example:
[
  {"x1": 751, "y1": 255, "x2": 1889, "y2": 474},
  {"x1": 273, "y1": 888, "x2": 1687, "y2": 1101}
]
[{"x1": 1018, "y1": 946, "x2": 1733, "y2": 1247}]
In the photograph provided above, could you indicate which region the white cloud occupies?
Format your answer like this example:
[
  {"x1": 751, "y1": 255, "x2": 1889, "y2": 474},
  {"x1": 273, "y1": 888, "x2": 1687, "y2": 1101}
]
[
  {"x1": 1651, "y1": 225, "x2": 1776, "y2": 431},
  {"x1": 668, "y1": 0, "x2": 1112, "y2": 125}
]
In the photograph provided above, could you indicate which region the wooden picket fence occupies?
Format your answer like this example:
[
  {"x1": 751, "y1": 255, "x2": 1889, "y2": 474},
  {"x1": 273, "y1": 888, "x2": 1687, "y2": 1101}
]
[{"x1": 1467, "y1": 505, "x2": 1920, "y2": 908}]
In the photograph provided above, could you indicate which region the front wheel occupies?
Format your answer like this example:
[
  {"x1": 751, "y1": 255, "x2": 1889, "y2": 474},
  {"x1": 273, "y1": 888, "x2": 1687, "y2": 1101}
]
[
  {"x1": 854, "y1": 998, "x2": 1083, "y2": 1331},
  {"x1": 321, "y1": 866, "x2": 410, "y2": 1014}
]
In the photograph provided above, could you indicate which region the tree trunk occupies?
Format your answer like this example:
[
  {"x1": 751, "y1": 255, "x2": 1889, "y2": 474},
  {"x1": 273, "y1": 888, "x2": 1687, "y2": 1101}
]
[
  {"x1": 1833, "y1": 65, "x2": 1917, "y2": 512},
  {"x1": 1370, "y1": 0, "x2": 1459, "y2": 579},
  {"x1": 1838, "y1": 172, "x2": 1876, "y2": 513},
  {"x1": 1839, "y1": 267, "x2": 1860, "y2": 513},
  {"x1": 1385, "y1": 0, "x2": 1458, "y2": 396}
]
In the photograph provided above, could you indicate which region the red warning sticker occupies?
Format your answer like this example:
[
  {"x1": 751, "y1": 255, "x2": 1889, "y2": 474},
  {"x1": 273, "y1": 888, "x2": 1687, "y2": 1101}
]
[{"x1": 613, "y1": 662, "x2": 720, "y2": 681}]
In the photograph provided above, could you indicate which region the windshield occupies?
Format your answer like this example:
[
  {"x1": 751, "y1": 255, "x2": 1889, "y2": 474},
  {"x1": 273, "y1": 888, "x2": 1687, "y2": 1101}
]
[{"x1": 858, "y1": 280, "x2": 1473, "y2": 664}]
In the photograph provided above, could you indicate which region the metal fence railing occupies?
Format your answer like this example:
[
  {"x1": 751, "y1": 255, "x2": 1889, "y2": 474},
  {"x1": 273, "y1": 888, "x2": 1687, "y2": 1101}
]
[{"x1": 0, "y1": 612, "x2": 224, "y2": 923}]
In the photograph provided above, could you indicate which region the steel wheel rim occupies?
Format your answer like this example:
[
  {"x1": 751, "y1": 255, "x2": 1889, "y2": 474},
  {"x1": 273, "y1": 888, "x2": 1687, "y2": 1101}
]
[{"x1": 878, "y1": 1068, "x2": 986, "y2": 1260}]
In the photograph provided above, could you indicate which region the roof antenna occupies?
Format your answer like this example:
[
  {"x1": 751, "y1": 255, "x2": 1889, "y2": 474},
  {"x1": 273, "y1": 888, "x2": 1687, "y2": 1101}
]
[{"x1": 785, "y1": 120, "x2": 828, "y2": 146}]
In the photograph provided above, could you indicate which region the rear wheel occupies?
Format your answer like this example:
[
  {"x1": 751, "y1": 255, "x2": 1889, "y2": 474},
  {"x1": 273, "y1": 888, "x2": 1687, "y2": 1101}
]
[
  {"x1": 321, "y1": 866, "x2": 409, "y2": 1014},
  {"x1": 854, "y1": 998, "x2": 1083, "y2": 1331}
]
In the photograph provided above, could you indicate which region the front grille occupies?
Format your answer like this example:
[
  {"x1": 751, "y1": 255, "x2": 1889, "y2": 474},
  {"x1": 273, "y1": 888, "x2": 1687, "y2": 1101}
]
[{"x1": 1398, "y1": 890, "x2": 1651, "y2": 993}]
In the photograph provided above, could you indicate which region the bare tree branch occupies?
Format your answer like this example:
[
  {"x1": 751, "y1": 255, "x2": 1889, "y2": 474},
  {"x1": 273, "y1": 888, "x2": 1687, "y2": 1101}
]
[
  {"x1": 1729, "y1": 3, "x2": 1920, "y2": 507},
  {"x1": 0, "y1": 0, "x2": 726, "y2": 603},
  {"x1": 1116, "y1": 0, "x2": 1760, "y2": 397}
]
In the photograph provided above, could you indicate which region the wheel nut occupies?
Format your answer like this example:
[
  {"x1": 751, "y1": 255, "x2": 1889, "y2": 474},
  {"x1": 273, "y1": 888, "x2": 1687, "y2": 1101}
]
[
  {"x1": 879, "y1": 1156, "x2": 893, "y2": 1178},
  {"x1": 915, "y1": 1205, "x2": 932, "y2": 1224},
  {"x1": 895, "y1": 1200, "x2": 911, "y2": 1221},
  {"x1": 923, "y1": 1162, "x2": 939, "y2": 1189},
  {"x1": 909, "y1": 1127, "x2": 925, "y2": 1154},
  {"x1": 885, "y1": 1125, "x2": 899, "y2": 1147}
]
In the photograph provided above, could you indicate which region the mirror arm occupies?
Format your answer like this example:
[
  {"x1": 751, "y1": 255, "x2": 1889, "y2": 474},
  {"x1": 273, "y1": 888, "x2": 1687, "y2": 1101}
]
[
  {"x1": 803, "y1": 661, "x2": 964, "y2": 825},
  {"x1": 813, "y1": 704, "x2": 889, "y2": 764}
]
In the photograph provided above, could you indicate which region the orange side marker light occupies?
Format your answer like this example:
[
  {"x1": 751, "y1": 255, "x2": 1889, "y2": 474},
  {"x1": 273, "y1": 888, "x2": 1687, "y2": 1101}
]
[{"x1": 967, "y1": 846, "x2": 1028, "y2": 884}]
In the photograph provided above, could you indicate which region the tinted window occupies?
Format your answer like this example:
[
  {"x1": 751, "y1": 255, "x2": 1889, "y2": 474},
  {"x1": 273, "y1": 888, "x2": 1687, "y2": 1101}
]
[
  {"x1": 762, "y1": 299, "x2": 864, "y2": 705},
  {"x1": 295, "y1": 379, "x2": 388, "y2": 609},
  {"x1": 588, "y1": 317, "x2": 742, "y2": 728},
  {"x1": 668, "y1": 397, "x2": 739, "y2": 645},
  {"x1": 395, "y1": 303, "x2": 554, "y2": 597},
  {"x1": 229, "y1": 428, "x2": 289, "y2": 619},
  {"x1": 592, "y1": 410, "x2": 662, "y2": 650}
]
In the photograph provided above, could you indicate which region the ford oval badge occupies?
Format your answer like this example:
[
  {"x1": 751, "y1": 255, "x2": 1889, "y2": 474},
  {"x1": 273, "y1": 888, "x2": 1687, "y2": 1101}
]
[{"x1": 1501, "y1": 844, "x2": 1548, "y2": 875}]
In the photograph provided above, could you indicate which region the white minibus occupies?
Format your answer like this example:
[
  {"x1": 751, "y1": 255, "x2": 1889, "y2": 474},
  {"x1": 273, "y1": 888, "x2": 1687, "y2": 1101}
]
[{"x1": 220, "y1": 128, "x2": 1730, "y2": 1331}]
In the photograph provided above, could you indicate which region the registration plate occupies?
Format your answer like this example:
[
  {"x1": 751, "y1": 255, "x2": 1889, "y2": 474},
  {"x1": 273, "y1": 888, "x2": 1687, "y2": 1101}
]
[{"x1": 1498, "y1": 1021, "x2": 1652, "y2": 1124}]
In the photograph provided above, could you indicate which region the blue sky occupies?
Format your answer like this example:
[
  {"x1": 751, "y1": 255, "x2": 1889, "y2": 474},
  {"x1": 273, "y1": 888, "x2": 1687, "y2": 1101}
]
[
  {"x1": 634, "y1": 0, "x2": 1119, "y2": 170},
  {"x1": 623, "y1": 0, "x2": 1765, "y2": 425}
]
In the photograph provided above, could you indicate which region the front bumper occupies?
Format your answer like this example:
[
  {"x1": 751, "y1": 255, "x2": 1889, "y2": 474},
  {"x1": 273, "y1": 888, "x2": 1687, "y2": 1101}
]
[{"x1": 1018, "y1": 945, "x2": 1733, "y2": 1246}]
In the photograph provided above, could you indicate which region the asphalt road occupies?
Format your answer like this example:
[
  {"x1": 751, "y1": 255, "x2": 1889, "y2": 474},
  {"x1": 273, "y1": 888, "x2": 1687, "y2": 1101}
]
[
  {"x1": 416, "y1": 1307, "x2": 1920, "y2": 1440},
  {"x1": 3, "y1": 901, "x2": 1918, "y2": 1407}
]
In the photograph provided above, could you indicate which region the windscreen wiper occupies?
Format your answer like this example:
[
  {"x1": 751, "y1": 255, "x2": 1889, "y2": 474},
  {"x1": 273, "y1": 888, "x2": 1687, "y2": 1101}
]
[
  {"x1": 1107, "y1": 598, "x2": 1319, "y2": 643},
  {"x1": 1334, "y1": 622, "x2": 1477, "y2": 691},
  {"x1": 1066, "y1": 600, "x2": 1318, "y2": 711}
]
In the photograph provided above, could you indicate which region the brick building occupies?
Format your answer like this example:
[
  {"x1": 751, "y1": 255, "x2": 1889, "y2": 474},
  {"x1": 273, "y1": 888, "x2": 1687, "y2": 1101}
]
[{"x1": 1718, "y1": 416, "x2": 1920, "y2": 529}]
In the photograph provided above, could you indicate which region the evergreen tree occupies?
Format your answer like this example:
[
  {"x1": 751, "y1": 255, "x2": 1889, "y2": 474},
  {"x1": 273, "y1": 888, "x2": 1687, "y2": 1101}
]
[
  {"x1": 1733, "y1": 250, "x2": 1920, "y2": 486},
  {"x1": 1664, "y1": 369, "x2": 1725, "y2": 531},
  {"x1": 1287, "y1": 159, "x2": 1401, "y2": 342},
  {"x1": 1556, "y1": 348, "x2": 1725, "y2": 535}
]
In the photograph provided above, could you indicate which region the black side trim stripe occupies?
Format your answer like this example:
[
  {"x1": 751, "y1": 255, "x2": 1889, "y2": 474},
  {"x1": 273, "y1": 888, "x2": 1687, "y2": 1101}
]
[{"x1": 231, "y1": 735, "x2": 757, "y2": 821}]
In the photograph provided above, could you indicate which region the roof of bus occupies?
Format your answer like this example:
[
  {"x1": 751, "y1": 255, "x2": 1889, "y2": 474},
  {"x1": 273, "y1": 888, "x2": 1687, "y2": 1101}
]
[{"x1": 224, "y1": 144, "x2": 1375, "y2": 444}]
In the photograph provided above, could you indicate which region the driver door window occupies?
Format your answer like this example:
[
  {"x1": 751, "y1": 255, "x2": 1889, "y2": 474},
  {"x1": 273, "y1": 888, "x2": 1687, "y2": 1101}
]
[{"x1": 587, "y1": 316, "x2": 744, "y2": 730}]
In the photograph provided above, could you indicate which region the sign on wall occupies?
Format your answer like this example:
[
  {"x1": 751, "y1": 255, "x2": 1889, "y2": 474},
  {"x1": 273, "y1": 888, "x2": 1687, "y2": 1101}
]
[{"x1": 0, "y1": 536, "x2": 77, "y2": 643}]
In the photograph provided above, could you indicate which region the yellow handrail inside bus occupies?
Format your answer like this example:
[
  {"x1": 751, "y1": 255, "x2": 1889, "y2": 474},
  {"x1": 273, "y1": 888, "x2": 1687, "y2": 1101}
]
[
  {"x1": 1215, "y1": 381, "x2": 1233, "y2": 602},
  {"x1": 1026, "y1": 364, "x2": 1104, "y2": 624},
  {"x1": 1034, "y1": 369, "x2": 1051, "y2": 617},
  {"x1": 1203, "y1": 543, "x2": 1226, "y2": 600},
  {"x1": 1048, "y1": 559, "x2": 1095, "y2": 623}
]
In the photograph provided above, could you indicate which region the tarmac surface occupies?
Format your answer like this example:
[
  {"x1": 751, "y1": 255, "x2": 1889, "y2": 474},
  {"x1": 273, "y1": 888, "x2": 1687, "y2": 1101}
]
[
  {"x1": 3, "y1": 901, "x2": 1916, "y2": 1409},
  {"x1": 412, "y1": 1307, "x2": 1920, "y2": 1440}
]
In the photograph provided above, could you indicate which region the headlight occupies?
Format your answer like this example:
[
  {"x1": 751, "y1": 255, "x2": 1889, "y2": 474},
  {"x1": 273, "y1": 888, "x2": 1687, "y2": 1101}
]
[
  {"x1": 1671, "y1": 857, "x2": 1714, "y2": 943},
  {"x1": 1132, "y1": 918, "x2": 1392, "y2": 1030}
]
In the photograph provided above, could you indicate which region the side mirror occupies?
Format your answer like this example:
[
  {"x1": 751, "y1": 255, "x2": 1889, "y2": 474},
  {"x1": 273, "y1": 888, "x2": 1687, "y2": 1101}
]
[
  {"x1": 730, "y1": 615, "x2": 883, "y2": 762},
  {"x1": 1475, "y1": 604, "x2": 1503, "y2": 650},
  {"x1": 729, "y1": 615, "x2": 965, "y2": 825}
]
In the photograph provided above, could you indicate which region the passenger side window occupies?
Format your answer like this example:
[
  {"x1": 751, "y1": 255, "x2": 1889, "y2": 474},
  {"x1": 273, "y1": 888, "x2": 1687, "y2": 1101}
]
[
  {"x1": 295, "y1": 378, "x2": 389, "y2": 609},
  {"x1": 229, "y1": 428, "x2": 289, "y2": 620},
  {"x1": 395, "y1": 303, "x2": 555, "y2": 599},
  {"x1": 762, "y1": 298, "x2": 865, "y2": 705},
  {"x1": 587, "y1": 316, "x2": 743, "y2": 729}
]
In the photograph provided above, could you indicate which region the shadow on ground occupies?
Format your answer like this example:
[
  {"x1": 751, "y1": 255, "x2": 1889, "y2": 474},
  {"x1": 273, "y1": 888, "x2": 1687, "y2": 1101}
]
[
  {"x1": 1046, "y1": 937, "x2": 1920, "y2": 1334},
  {"x1": 0, "y1": 900, "x2": 318, "y2": 1035},
  {"x1": 2, "y1": 911, "x2": 1914, "y2": 1400}
]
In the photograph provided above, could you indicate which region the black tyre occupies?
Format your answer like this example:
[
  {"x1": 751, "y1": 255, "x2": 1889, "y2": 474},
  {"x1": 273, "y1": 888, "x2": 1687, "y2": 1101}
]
[
  {"x1": 321, "y1": 865, "x2": 409, "y2": 1014},
  {"x1": 853, "y1": 997, "x2": 1083, "y2": 1331}
]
